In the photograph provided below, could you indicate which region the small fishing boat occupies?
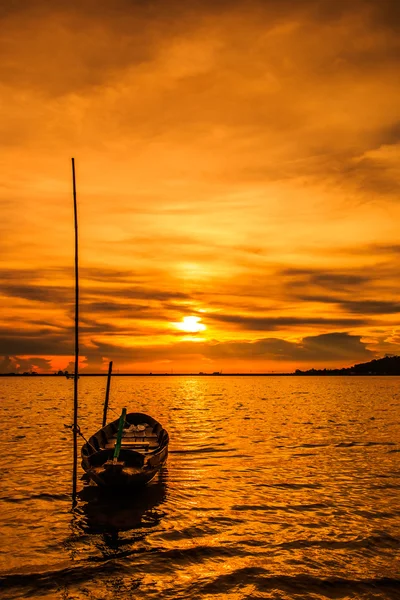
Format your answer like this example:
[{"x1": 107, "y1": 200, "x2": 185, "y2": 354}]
[{"x1": 81, "y1": 409, "x2": 169, "y2": 487}]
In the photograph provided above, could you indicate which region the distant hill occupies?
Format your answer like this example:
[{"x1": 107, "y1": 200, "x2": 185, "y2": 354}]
[{"x1": 295, "y1": 355, "x2": 400, "y2": 375}]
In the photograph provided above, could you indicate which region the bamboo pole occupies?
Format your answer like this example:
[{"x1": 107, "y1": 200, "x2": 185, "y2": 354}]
[
  {"x1": 72, "y1": 157, "x2": 79, "y2": 506},
  {"x1": 102, "y1": 361, "x2": 113, "y2": 427}
]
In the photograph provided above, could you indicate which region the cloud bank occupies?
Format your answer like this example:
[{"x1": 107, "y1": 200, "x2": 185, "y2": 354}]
[{"x1": 0, "y1": 0, "x2": 399, "y2": 371}]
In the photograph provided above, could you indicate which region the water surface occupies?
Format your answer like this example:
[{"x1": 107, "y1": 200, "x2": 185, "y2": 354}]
[{"x1": 0, "y1": 376, "x2": 399, "y2": 599}]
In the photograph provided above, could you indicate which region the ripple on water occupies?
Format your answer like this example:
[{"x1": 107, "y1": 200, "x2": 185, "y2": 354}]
[{"x1": 0, "y1": 375, "x2": 400, "y2": 599}]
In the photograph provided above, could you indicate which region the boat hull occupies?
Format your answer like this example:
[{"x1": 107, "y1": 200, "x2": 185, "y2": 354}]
[{"x1": 81, "y1": 412, "x2": 169, "y2": 488}]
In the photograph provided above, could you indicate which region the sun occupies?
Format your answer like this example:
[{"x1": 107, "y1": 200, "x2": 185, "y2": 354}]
[{"x1": 175, "y1": 316, "x2": 206, "y2": 333}]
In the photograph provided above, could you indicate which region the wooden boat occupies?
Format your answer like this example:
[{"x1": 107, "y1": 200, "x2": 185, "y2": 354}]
[{"x1": 81, "y1": 409, "x2": 169, "y2": 488}]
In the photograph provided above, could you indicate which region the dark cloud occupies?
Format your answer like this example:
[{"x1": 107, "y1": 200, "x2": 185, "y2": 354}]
[
  {"x1": 2, "y1": 0, "x2": 399, "y2": 96},
  {"x1": 2, "y1": 283, "x2": 73, "y2": 304},
  {"x1": 0, "y1": 3, "x2": 161, "y2": 95},
  {"x1": 328, "y1": 243, "x2": 400, "y2": 258},
  {"x1": 80, "y1": 267, "x2": 144, "y2": 284},
  {"x1": 79, "y1": 318, "x2": 126, "y2": 335},
  {"x1": 204, "y1": 332, "x2": 375, "y2": 363},
  {"x1": 377, "y1": 122, "x2": 400, "y2": 147},
  {"x1": 0, "y1": 275, "x2": 190, "y2": 306},
  {"x1": 283, "y1": 268, "x2": 372, "y2": 288},
  {"x1": 0, "y1": 332, "x2": 73, "y2": 356},
  {"x1": 299, "y1": 332, "x2": 374, "y2": 361},
  {"x1": 0, "y1": 354, "x2": 53, "y2": 373},
  {"x1": 1, "y1": 0, "x2": 398, "y2": 206},
  {"x1": 373, "y1": 244, "x2": 400, "y2": 255},
  {"x1": 0, "y1": 326, "x2": 68, "y2": 339},
  {"x1": 63, "y1": 331, "x2": 375, "y2": 368},
  {"x1": 362, "y1": 0, "x2": 400, "y2": 31},
  {"x1": 83, "y1": 301, "x2": 151, "y2": 314},
  {"x1": 281, "y1": 264, "x2": 400, "y2": 318},
  {"x1": 110, "y1": 287, "x2": 191, "y2": 302},
  {"x1": 0, "y1": 311, "x2": 186, "y2": 358},
  {"x1": 80, "y1": 353, "x2": 107, "y2": 373},
  {"x1": 206, "y1": 313, "x2": 368, "y2": 331},
  {"x1": 296, "y1": 297, "x2": 400, "y2": 316},
  {"x1": 0, "y1": 355, "x2": 16, "y2": 373},
  {"x1": 0, "y1": 326, "x2": 380, "y2": 372},
  {"x1": 341, "y1": 151, "x2": 400, "y2": 196}
]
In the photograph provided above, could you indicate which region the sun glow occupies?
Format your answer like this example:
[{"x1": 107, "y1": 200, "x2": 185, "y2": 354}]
[{"x1": 175, "y1": 316, "x2": 207, "y2": 333}]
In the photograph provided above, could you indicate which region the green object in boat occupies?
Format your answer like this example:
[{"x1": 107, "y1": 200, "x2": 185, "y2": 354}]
[{"x1": 113, "y1": 407, "x2": 127, "y2": 460}]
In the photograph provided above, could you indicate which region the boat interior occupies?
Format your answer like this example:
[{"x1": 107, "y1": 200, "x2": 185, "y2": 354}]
[
  {"x1": 84, "y1": 413, "x2": 166, "y2": 458},
  {"x1": 105, "y1": 423, "x2": 159, "y2": 452}
]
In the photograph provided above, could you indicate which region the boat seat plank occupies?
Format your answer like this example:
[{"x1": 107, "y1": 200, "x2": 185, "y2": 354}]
[
  {"x1": 110, "y1": 434, "x2": 158, "y2": 440},
  {"x1": 124, "y1": 434, "x2": 158, "y2": 439},
  {"x1": 121, "y1": 441, "x2": 150, "y2": 447},
  {"x1": 105, "y1": 440, "x2": 159, "y2": 450}
]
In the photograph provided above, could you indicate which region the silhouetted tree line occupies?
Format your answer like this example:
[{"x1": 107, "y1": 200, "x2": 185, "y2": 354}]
[{"x1": 295, "y1": 355, "x2": 400, "y2": 375}]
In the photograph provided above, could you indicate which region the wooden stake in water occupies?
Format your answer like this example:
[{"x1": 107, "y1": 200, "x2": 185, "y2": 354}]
[
  {"x1": 102, "y1": 361, "x2": 113, "y2": 427},
  {"x1": 72, "y1": 157, "x2": 79, "y2": 506}
]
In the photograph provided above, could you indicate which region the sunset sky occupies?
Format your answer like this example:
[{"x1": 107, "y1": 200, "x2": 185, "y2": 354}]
[{"x1": 1, "y1": 0, "x2": 400, "y2": 373}]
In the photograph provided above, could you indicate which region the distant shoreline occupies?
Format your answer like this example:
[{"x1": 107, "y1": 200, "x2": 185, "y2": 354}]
[
  {"x1": 1, "y1": 372, "x2": 400, "y2": 377},
  {"x1": 1, "y1": 355, "x2": 400, "y2": 377},
  {"x1": 1, "y1": 372, "x2": 291, "y2": 377}
]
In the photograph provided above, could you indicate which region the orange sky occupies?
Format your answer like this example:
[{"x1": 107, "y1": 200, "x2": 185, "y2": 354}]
[{"x1": 1, "y1": 0, "x2": 400, "y2": 373}]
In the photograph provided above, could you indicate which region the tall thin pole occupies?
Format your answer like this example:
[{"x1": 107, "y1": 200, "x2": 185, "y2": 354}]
[
  {"x1": 72, "y1": 158, "x2": 79, "y2": 506},
  {"x1": 102, "y1": 361, "x2": 113, "y2": 427}
]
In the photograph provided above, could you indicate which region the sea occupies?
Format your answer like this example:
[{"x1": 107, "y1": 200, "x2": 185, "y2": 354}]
[{"x1": 0, "y1": 375, "x2": 399, "y2": 600}]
